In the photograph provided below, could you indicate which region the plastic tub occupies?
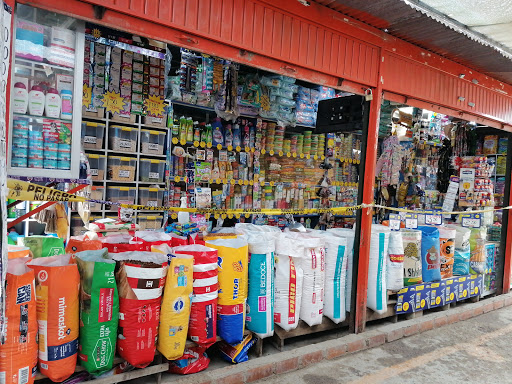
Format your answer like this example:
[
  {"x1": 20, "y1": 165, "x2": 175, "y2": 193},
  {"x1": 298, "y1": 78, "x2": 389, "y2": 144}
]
[
  {"x1": 89, "y1": 186, "x2": 104, "y2": 212},
  {"x1": 87, "y1": 154, "x2": 106, "y2": 181},
  {"x1": 81, "y1": 122, "x2": 105, "y2": 149},
  {"x1": 109, "y1": 125, "x2": 137, "y2": 152},
  {"x1": 140, "y1": 129, "x2": 166, "y2": 155},
  {"x1": 106, "y1": 186, "x2": 136, "y2": 211},
  {"x1": 137, "y1": 215, "x2": 163, "y2": 230},
  {"x1": 138, "y1": 187, "x2": 164, "y2": 207},
  {"x1": 107, "y1": 156, "x2": 136, "y2": 181},
  {"x1": 139, "y1": 158, "x2": 165, "y2": 182}
]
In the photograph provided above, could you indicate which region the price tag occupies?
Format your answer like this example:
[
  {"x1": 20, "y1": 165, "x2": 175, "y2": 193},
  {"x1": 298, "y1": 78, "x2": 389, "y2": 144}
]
[
  {"x1": 147, "y1": 201, "x2": 158, "y2": 207},
  {"x1": 84, "y1": 136, "x2": 97, "y2": 144},
  {"x1": 405, "y1": 213, "x2": 418, "y2": 229},
  {"x1": 461, "y1": 213, "x2": 481, "y2": 228},
  {"x1": 90, "y1": 169, "x2": 98, "y2": 176},
  {"x1": 425, "y1": 211, "x2": 442, "y2": 225},
  {"x1": 389, "y1": 214, "x2": 401, "y2": 231},
  {"x1": 149, "y1": 172, "x2": 159, "y2": 179}
]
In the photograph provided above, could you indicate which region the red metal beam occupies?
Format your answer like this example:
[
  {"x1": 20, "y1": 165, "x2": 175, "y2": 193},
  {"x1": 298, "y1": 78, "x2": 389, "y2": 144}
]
[
  {"x1": 7, "y1": 184, "x2": 88, "y2": 229},
  {"x1": 502, "y1": 173, "x2": 512, "y2": 293}
]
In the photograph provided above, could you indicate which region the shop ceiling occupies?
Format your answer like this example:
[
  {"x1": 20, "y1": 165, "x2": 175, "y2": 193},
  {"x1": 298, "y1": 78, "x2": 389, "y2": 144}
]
[{"x1": 313, "y1": 0, "x2": 512, "y2": 84}]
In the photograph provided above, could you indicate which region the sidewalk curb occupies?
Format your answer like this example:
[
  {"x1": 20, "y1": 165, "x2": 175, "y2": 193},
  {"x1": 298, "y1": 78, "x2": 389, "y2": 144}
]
[{"x1": 163, "y1": 293, "x2": 512, "y2": 384}]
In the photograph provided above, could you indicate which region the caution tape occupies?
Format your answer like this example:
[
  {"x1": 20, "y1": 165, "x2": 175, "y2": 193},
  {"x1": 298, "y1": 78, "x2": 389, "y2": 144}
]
[{"x1": 7, "y1": 178, "x2": 512, "y2": 217}]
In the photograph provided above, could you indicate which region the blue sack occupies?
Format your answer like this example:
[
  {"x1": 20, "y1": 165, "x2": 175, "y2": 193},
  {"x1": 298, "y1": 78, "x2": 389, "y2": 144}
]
[
  {"x1": 418, "y1": 226, "x2": 442, "y2": 282},
  {"x1": 453, "y1": 249, "x2": 470, "y2": 275}
]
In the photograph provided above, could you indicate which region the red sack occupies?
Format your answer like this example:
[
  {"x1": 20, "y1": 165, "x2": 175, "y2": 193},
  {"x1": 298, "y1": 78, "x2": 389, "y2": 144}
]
[
  {"x1": 0, "y1": 257, "x2": 38, "y2": 384},
  {"x1": 168, "y1": 346, "x2": 210, "y2": 375},
  {"x1": 112, "y1": 252, "x2": 168, "y2": 368},
  {"x1": 189, "y1": 233, "x2": 205, "y2": 245},
  {"x1": 173, "y1": 245, "x2": 218, "y2": 345},
  {"x1": 65, "y1": 238, "x2": 103, "y2": 262}
]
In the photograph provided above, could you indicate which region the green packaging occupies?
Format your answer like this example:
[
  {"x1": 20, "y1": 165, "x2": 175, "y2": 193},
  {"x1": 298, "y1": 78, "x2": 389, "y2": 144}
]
[
  {"x1": 76, "y1": 248, "x2": 119, "y2": 374},
  {"x1": 18, "y1": 235, "x2": 64, "y2": 258}
]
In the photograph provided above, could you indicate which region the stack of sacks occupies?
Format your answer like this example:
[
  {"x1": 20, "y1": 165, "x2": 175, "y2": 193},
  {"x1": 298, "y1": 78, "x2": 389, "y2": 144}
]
[
  {"x1": 274, "y1": 232, "x2": 304, "y2": 331},
  {"x1": 400, "y1": 229, "x2": 423, "y2": 285},
  {"x1": 295, "y1": 86, "x2": 319, "y2": 126},
  {"x1": 260, "y1": 75, "x2": 298, "y2": 124},
  {"x1": 326, "y1": 228, "x2": 355, "y2": 313},
  {"x1": 6, "y1": 244, "x2": 32, "y2": 259},
  {"x1": 449, "y1": 225, "x2": 471, "y2": 275},
  {"x1": 367, "y1": 225, "x2": 390, "y2": 314},
  {"x1": 0, "y1": 257, "x2": 38, "y2": 384},
  {"x1": 173, "y1": 245, "x2": 219, "y2": 346},
  {"x1": 152, "y1": 244, "x2": 194, "y2": 360},
  {"x1": 27, "y1": 254, "x2": 80, "y2": 382},
  {"x1": 75, "y1": 248, "x2": 119, "y2": 374},
  {"x1": 85, "y1": 218, "x2": 139, "y2": 240},
  {"x1": 65, "y1": 236, "x2": 102, "y2": 261},
  {"x1": 205, "y1": 233, "x2": 249, "y2": 344},
  {"x1": 233, "y1": 224, "x2": 278, "y2": 339},
  {"x1": 112, "y1": 251, "x2": 168, "y2": 368}
]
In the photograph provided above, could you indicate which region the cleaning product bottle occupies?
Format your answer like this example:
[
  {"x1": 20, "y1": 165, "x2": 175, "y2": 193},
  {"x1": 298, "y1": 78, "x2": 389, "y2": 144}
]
[
  {"x1": 13, "y1": 82, "x2": 28, "y2": 114},
  {"x1": 206, "y1": 124, "x2": 213, "y2": 145},
  {"x1": 225, "y1": 124, "x2": 233, "y2": 147},
  {"x1": 172, "y1": 115, "x2": 180, "y2": 137},
  {"x1": 211, "y1": 159, "x2": 220, "y2": 179},
  {"x1": 45, "y1": 88, "x2": 61, "y2": 118},
  {"x1": 178, "y1": 196, "x2": 190, "y2": 224},
  {"x1": 179, "y1": 116, "x2": 187, "y2": 142},
  {"x1": 212, "y1": 117, "x2": 224, "y2": 146},
  {"x1": 233, "y1": 123, "x2": 241, "y2": 147},
  {"x1": 243, "y1": 123, "x2": 250, "y2": 147},
  {"x1": 28, "y1": 85, "x2": 45, "y2": 116},
  {"x1": 193, "y1": 121, "x2": 201, "y2": 142},
  {"x1": 186, "y1": 117, "x2": 194, "y2": 142}
]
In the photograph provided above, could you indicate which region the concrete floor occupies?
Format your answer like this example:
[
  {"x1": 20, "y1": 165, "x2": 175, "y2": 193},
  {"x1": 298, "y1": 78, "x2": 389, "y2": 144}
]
[{"x1": 255, "y1": 304, "x2": 512, "y2": 384}]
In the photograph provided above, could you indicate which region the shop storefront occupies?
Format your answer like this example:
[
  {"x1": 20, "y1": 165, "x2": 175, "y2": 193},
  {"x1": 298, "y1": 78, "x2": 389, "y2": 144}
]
[{"x1": 2, "y1": 1, "x2": 512, "y2": 383}]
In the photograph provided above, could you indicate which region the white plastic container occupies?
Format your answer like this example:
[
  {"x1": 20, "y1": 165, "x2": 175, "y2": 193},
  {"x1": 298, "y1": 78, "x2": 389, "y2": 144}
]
[
  {"x1": 28, "y1": 85, "x2": 45, "y2": 116},
  {"x1": 45, "y1": 88, "x2": 61, "y2": 118},
  {"x1": 12, "y1": 82, "x2": 28, "y2": 114}
]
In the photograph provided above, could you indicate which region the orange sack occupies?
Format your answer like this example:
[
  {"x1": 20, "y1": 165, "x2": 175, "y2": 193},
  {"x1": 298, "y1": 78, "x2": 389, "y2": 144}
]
[
  {"x1": 65, "y1": 238, "x2": 102, "y2": 263},
  {"x1": 27, "y1": 255, "x2": 80, "y2": 382},
  {"x1": 0, "y1": 257, "x2": 38, "y2": 384}
]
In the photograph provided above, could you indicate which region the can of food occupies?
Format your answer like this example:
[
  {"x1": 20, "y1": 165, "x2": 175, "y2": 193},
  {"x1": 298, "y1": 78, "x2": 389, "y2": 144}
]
[
  {"x1": 44, "y1": 159, "x2": 58, "y2": 169},
  {"x1": 28, "y1": 158, "x2": 44, "y2": 168}
]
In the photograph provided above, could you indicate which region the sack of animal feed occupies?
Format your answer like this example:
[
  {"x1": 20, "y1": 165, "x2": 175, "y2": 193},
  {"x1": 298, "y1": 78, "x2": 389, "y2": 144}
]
[
  {"x1": 274, "y1": 233, "x2": 303, "y2": 331},
  {"x1": 438, "y1": 227, "x2": 456, "y2": 279},
  {"x1": 367, "y1": 224, "x2": 390, "y2": 314},
  {"x1": 218, "y1": 332, "x2": 257, "y2": 364},
  {"x1": 205, "y1": 235, "x2": 248, "y2": 344},
  {"x1": 168, "y1": 346, "x2": 210, "y2": 375},
  {"x1": 174, "y1": 245, "x2": 218, "y2": 345},
  {"x1": 326, "y1": 228, "x2": 355, "y2": 312},
  {"x1": 75, "y1": 248, "x2": 118, "y2": 374},
  {"x1": 19, "y1": 235, "x2": 65, "y2": 258},
  {"x1": 112, "y1": 251, "x2": 168, "y2": 368},
  {"x1": 401, "y1": 229, "x2": 422, "y2": 286},
  {"x1": 289, "y1": 233, "x2": 325, "y2": 326},
  {"x1": 418, "y1": 226, "x2": 441, "y2": 282},
  {"x1": 0, "y1": 257, "x2": 38, "y2": 384},
  {"x1": 65, "y1": 237, "x2": 102, "y2": 262},
  {"x1": 156, "y1": 249, "x2": 193, "y2": 360},
  {"x1": 386, "y1": 231, "x2": 404, "y2": 291},
  {"x1": 322, "y1": 234, "x2": 348, "y2": 323},
  {"x1": 449, "y1": 225, "x2": 471, "y2": 275},
  {"x1": 27, "y1": 254, "x2": 80, "y2": 382},
  {"x1": 469, "y1": 227, "x2": 487, "y2": 275}
]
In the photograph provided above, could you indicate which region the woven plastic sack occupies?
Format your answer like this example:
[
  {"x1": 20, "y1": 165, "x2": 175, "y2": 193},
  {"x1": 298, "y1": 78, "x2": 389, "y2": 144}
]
[
  {"x1": 27, "y1": 254, "x2": 80, "y2": 382},
  {"x1": 323, "y1": 234, "x2": 348, "y2": 324},
  {"x1": 367, "y1": 225, "x2": 390, "y2": 314},
  {"x1": 387, "y1": 231, "x2": 404, "y2": 291},
  {"x1": 112, "y1": 252, "x2": 168, "y2": 368},
  {"x1": 0, "y1": 257, "x2": 38, "y2": 384},
  {"x1": 401, "y1": 229, "x2": 422, "y2": 286},
  {"x1": 418, "y1": 226, "x2": 441, "y2": 282},
  {"x1": 450, "y1": 225, "x2": 471, "y2": 275},
  {"x1": 19, "y1": 236, "x2": 64, "y2": 258},
  {"x1": 326, "y1": 228, "x2": 355, "y2": 312},
  {"x1": 155, "y1": 247, "x2": 193, "y2": 360},
  {"x1": 469, "y1": 227, "x2": 486, "y2": 275},
  {"x1": 168, "y1": 346, "x2": 210, "y2": 375},
  {"x1": 204, "y1": 235, "x2": 248, "y2": 344},
  {"x1": 65, "y1": 238, "x2": 103, "y2": 262},
  {"x1": 7, "y1": 245, "x2": 31, "y2": 259},
  {"x1": 274, "y1": 233, "x2": 303, "y2": 331},
  {"x1": 438, "y1": 227, "x2": 456, "y2": 279},
  {"x1": 174, "y1": 245, "x2": 218, "y2": 345},
  {"x1": 218, "y1": 333, "x2": 257, "y2": 364},
  {"x1": 75, "y1": 249, "x2": 118, "y2": 374}
]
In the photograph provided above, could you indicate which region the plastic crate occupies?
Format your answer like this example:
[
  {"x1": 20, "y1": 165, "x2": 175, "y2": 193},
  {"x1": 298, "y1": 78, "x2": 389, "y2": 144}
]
[
  {"x1": 139, "y1": 158, "x2": 165, "y2": 182},
  {"x1": 107, "y1": 156, "x2": 136, "y2": 181}
]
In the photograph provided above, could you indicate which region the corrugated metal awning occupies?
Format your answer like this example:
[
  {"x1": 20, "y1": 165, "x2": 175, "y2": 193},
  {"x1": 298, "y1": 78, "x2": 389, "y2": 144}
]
[{"x1": 313, "y1": 0, "x2": 512, "y2": 84}]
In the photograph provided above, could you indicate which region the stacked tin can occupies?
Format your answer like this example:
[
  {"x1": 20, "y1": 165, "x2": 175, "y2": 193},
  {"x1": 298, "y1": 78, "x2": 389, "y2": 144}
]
[
  {"x1": 28, "y1": 123, "x2": 44, "y2": 168},
  {"x1": 11, "y1": 118, "x2": 29, "y2": 167}
]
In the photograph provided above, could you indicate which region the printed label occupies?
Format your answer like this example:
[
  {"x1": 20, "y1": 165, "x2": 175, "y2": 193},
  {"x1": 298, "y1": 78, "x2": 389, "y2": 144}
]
[
  {"x1": 258, "y1": 296, "x2": 267, "y2": 312},
  {"x1": 288, "y1": 257, "x2": 297, "y2": 324},
  {"x1": 98, "y1": 288, "x2": 114, "y2": 322},
  {"x1": 83, "y1": 136, "x2": 97, "y2": 144},
  {"x1": 118, "y1": 170, "x2": 130, "y2": 178},
  {"x1": 16, "y1": 284, "x2": 31, "y2": 304},
  {"x1": 148, "y1": 143, "x2": 159, "y2": 150},
  {"x1": 90, "y1": 169, "x2": 99, "y2": 176},
  {"x1": 119, "y1": 139, "x2": 132, "y2": 148},
  {"x1": 149, "y1": 172, "x2": 159, "y2": 179},
  {"x1": 147, "y1": 200, "x2": 158, "y2": 207}
]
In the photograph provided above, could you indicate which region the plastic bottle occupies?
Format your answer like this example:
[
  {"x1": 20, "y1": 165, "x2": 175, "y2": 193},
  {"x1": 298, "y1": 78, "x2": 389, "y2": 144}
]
[
  {"x1": 28, "y1": 85, "x2": 45, "y2": 116},
  {"x1": 205, "y1": 124, "x2": 213, "y2": 145},
  {"x1": 212, "y1": 117, "x2": 224, "y2": 146},
  {"x1": 211, "y1": 159, "x2": 220, "y2": 179},
  {"x1": 193, "y1": 121, "x2": 201, "y2": 142},
  {"x1": 186, "y1": 117, "x2": 194, "y2": 142},
  {"x1": 12, "y1": 82, "x2": 28, "y2": 114},
  {"x1": 179, "y1": 116, "x2": 187, "y2": 142},
  {"x1": 225, "y1": 124, "x2": 233, "y2": 147},
  {"x1": 60, "y1": 89, "x2": 73, "y2": 119},
  {"x1": 45, "y1": 88, "x2": 61, "y2": 118},
  {"x1": 233, "y1": 123, "x2": 241, "y2": 147},
  {"x1": 249, "y1": 123, "x2": 255, "y2": 149},
  {"x1": 178, "y1": 196, "x2": 190, "y2": 224},
  {"x1": 172, "y1": 115, "x2": 180, "y2": 136},
  {"x1": 243, "y1": 123, "x2": 250, "y2": 147}
]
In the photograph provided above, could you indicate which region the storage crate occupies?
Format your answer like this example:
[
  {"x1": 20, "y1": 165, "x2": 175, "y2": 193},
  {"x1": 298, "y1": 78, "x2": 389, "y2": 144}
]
[
  {"x1": 107, "y1": 156, "x2": 136, "y2": 181},
  {"x1": 140, "y1": 129, "x2": 166, "y2": 155},
  {"x1": 89, "y1": 186, "x2": 104, "y2": 212},
  {"x1": 138, "y1": 187, "x2": 164, "y2": 207},
  {"x1": 106, "y1": 186, "x2": 136, "y2": 211},
  {"x1": 109, "y1": 125, "x2": 137, "y2": 152},
  {"x1": 139, "y1": 158, "x2": 165, "y2": 182},
  {"x1": 81, "y1": 121, "x2": 105, "y2": 149},
  {"x1": 87, "y1": 154, "x2": 106, "y2": 181},
  {"x1": 137, "y1": 214, "x2": 163, "y2": 230}
]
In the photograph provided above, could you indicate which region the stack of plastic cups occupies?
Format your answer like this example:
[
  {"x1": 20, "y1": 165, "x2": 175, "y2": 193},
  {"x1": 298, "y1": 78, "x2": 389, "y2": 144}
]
[
  {"x1": 274, "y1": 125, "x2": 285, "y2": 152},
  {"x1": 311, "y1": 135, "x2": 318, "y2": 154},
  {"x1": 283, "y1": 138, "x2": 291, "y2": 153},
  {"x1": 265, "y1": 123, "x2": 275, "y2": 153},
  {"x1": 296, "y1": 134, "x2": 304, "y2": 154},
  {"x1": 290, "y1": 135, "x2": 298, "y2": 154},
  {"x1": 28, "y1": 123, "x2": 44, "y2": 168},
  {"x1": 11, "y1": 118, "x2": 29, "y2": 168},
  {"x1": 264, "y1": 185, "x2": 273, "y2": 209},
  {"x1": 304, "y1": 131, "x2": 312, "y2": 155},
  {"x1": 317, "y1": 134, "x2": 326, "y2": 156}
]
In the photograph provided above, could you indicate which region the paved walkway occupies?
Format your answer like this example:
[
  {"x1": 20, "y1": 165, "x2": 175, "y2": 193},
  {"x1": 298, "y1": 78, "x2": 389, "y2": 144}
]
[{"x1": 255, "y1": 303, "x2": 512, "y2": 384}]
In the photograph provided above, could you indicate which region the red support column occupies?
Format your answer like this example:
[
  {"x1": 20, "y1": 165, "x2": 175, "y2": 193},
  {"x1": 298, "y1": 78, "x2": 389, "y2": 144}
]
[
  {"x1": 354, "y1": 78, "x2": 383, "y2": 334},
  {"x1": 502, "y1": 174, "x2": 512, "y2": 293}
]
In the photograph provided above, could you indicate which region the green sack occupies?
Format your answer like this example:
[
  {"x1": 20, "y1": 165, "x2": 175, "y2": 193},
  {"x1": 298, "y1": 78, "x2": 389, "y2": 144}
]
[
  {"x1": 76, "y1": 248, "x2": 119, "y2": 374},
  {"x1": 18, "y1": 235, "x2": 64, "y2": 258}
]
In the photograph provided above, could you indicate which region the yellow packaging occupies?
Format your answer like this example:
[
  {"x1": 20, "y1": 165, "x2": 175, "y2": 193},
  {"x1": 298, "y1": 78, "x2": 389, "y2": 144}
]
[{"x1": 153, "y1": 246, "x2": 193, "y2": 360}]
